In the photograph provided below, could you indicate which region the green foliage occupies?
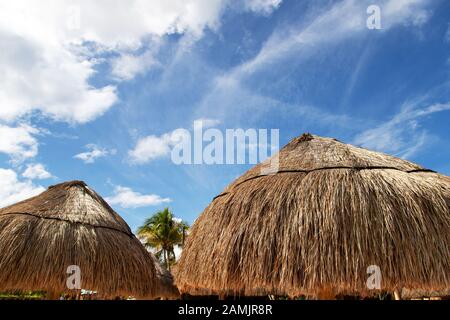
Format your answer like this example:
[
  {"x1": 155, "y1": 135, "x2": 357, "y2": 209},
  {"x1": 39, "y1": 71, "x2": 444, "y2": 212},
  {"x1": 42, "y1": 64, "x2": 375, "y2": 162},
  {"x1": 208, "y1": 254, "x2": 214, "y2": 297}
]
[
  {"x1": 0, "y1": 290, "x2": 45, "y2": 300},
  {"x1": 137, "y1": 208, "x2": 189, "y2": 271}
]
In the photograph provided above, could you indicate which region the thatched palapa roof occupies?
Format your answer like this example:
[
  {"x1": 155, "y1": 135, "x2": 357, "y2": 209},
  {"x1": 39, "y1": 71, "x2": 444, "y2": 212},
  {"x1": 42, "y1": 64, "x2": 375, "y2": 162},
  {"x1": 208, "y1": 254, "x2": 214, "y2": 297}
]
[
  {"x1": 175, "y1": 133, "x2": 450, "y2": 298},
  {"x1": 0, "y1": 180, "x2": 177, "y2": 298}
]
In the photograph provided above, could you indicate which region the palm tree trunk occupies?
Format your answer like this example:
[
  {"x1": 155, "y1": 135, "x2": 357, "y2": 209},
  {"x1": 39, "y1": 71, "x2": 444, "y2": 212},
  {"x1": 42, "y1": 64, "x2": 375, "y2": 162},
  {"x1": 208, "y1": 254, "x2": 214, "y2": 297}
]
[
  {"x1": 164, "y1": 249, "x2": 168, "y2": 270},
  {"x1": 167, "y1": 250, "x2": 171, "y2": 272}
]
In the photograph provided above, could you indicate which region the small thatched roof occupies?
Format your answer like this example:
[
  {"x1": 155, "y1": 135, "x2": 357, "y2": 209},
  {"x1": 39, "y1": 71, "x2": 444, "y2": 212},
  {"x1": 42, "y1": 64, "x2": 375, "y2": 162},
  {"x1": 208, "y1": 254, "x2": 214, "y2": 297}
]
[
  {"x1": 175, "y1": 133, "x2": 450, "y2": 298},
  {"x1": 0, "y1": 181, "x2": 174, "y2": 298}
]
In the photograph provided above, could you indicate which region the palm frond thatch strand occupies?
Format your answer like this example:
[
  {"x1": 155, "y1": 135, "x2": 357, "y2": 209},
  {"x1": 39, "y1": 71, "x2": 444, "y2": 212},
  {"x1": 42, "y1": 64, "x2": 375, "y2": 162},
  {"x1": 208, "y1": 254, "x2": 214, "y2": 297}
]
[
  {"x1": 175, "y1": 133, "x2": 450, "y2": 298},
  {"x1": 0, "y1": 180, "x2": 177, "y2": 298}
]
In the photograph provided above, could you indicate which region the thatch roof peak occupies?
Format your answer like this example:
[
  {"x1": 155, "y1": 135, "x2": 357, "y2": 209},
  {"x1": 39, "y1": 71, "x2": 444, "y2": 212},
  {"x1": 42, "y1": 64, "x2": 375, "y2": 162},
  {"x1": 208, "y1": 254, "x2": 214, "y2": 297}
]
[
  {"x1": 220, "y1": 133, "x2": 432, "y2": 196},
  {"x1": 0, "y1": 180, "x2": 131, "y2": 235},
  {"x1": 280, "y1": 132, "x2": 427, "y2": 171},
  {"x1": 288, "y1": 132, "x2": 316, "y2": 144},
  {"x1": 48, "y1": 180, "x2": 88, "y2": 189}
]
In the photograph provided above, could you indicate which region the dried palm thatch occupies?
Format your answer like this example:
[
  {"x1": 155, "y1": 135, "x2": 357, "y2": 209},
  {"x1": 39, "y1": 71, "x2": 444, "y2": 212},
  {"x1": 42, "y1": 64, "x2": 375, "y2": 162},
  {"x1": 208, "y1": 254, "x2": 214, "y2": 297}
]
[
  {"x1": 175, "y1": 133, "x2": 450, "y2": 298},
  {"x1": 151, "y1": 255, "x2": 180, "y2": 299},
  {"x1": 0, "y1": 180, "x2": 176, "y2": 299}
]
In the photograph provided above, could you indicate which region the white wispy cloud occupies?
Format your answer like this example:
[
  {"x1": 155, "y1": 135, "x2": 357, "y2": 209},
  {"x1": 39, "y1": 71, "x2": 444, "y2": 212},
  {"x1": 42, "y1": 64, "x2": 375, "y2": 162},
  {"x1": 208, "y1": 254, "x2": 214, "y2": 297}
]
[
  {"x1": 445, "y1": 23, "x2": 450, "y2": 42},
  {"x1": 74, "y1": 144, "x2": 116, "y2": 164},
  {"x1": 0, "y1": 24, "x2": 117, "y2": 124},
  {"x1": 111, "y1": 48, "x2": 161, "y2": 81},
  {"x1": 105, "y1": 185, "x2": 171, "y2": 208},
  {"x1": 0, "y1": 0, "x2": 286, "y2": 125},
  {"x1": 128, "y1": 134, "x2": 174, "y2": 164},
  {"x1": 193, "y1": 118, "x2": 221, "y2": 128},
  {"x1": 0, "y1": 168, "x2": 45, "y2": 208},
  {"x1": 353, "y1": 101, "x2": 450, "y2": 158},
  {"x1": 229, "y1": 0, "x2": 431, "y2": 79},
  {"x1": 244, "y1": 0, "x2": 282, "y2": 15},
  {"x1": 0, "y1": 0, "x2": 229, "y2": 124},
  {"x1": 128, "y1": 118, "x2": 220, "y2": 164},
  {"x1": 195, "y1": 0, "x2": 433, "y2": 124},
  {"x1": 196, "y1": 73, "x2": 368, "y2": 129},
  {"x1": 22, "y1": 163, "x2": 52, "y2": 180},
  {"x1": 0, "y1": 124, "x2": 39, "y2": 162}
]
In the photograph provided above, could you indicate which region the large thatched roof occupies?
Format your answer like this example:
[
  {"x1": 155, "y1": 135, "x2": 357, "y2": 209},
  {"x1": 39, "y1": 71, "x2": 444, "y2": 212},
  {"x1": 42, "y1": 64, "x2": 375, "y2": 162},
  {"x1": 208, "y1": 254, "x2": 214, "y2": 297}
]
[
  {"x1": 175, "y1": 133, "x2": 450, "y2": 298},
  {"x1": 0, "y1": 180, "x2": 176, "y2": 298}
]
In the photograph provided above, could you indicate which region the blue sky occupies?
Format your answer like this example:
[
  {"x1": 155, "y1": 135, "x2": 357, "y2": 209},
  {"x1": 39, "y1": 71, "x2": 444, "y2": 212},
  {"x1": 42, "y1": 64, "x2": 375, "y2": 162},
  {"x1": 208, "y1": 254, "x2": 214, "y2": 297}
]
[{"x1": 0, "y1": 0, "x2": 449, "y2": 231}]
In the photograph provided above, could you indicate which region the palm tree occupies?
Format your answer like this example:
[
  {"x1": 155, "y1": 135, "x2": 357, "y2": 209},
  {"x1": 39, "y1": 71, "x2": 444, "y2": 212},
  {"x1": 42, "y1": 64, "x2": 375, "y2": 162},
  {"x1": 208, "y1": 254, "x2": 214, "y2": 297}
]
[{"x1": 137, "y1": 208, "x2": 189, "y2": 271}]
